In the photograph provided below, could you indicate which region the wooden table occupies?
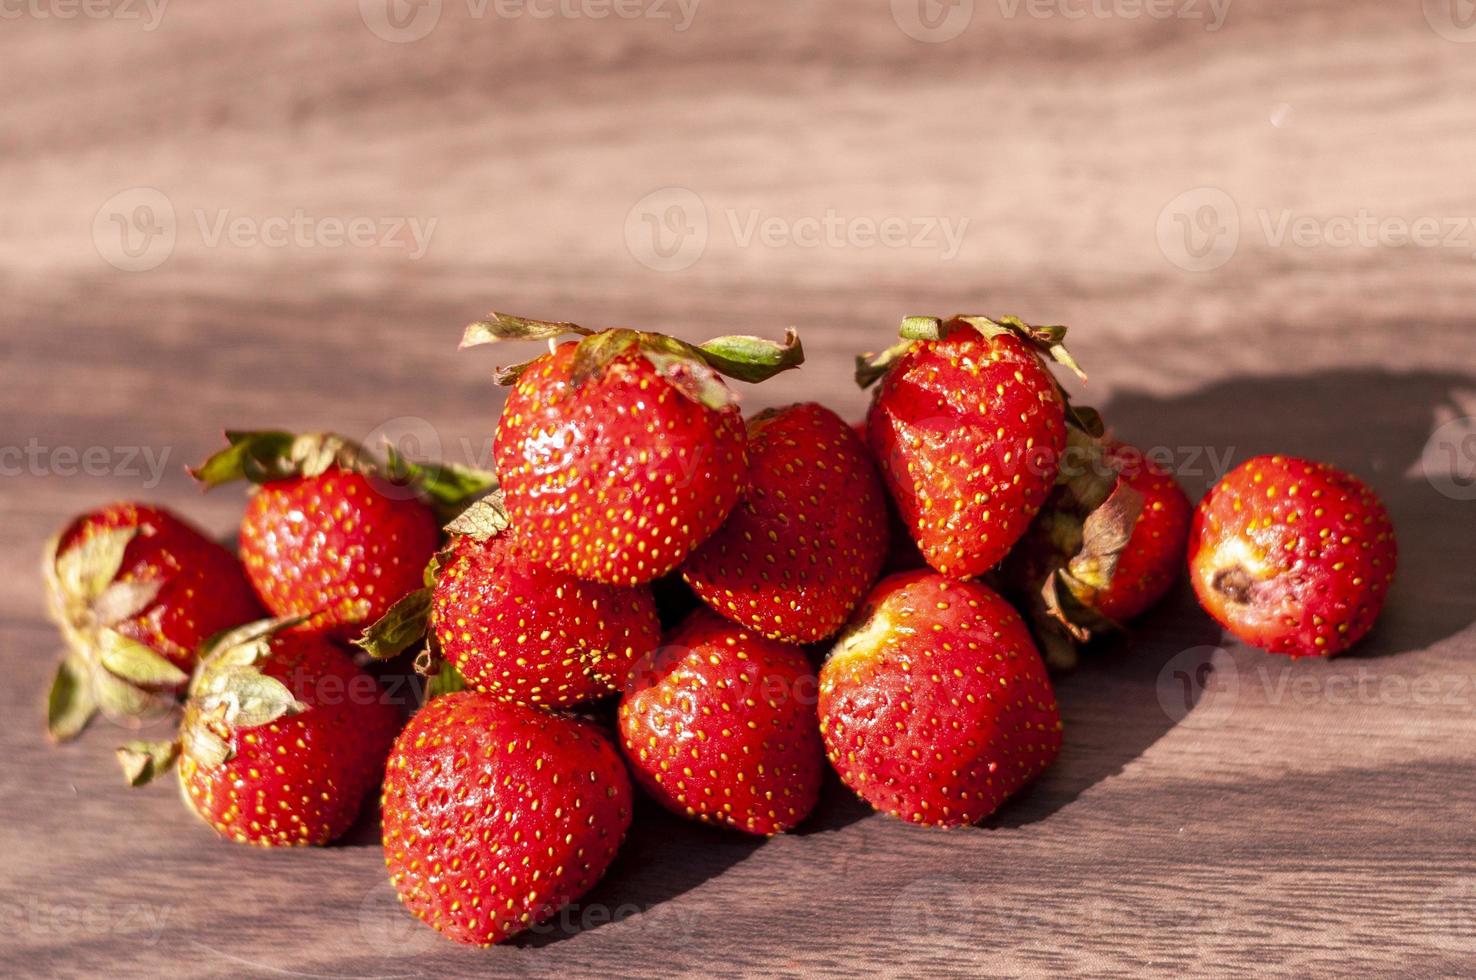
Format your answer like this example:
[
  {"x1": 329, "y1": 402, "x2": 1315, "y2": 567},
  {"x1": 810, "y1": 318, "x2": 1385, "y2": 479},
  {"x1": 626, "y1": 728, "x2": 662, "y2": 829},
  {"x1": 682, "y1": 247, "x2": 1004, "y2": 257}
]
[{"x1": 4, "y1": 2, "x2": 1475, "y2": 976}]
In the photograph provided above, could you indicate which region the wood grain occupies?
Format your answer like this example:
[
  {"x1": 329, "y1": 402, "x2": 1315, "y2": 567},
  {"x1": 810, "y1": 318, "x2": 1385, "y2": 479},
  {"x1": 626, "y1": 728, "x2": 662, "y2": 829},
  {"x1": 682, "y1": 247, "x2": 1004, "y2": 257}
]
[{"x1": 3, "y1": 1, "x2": 1476, "y2": 976}]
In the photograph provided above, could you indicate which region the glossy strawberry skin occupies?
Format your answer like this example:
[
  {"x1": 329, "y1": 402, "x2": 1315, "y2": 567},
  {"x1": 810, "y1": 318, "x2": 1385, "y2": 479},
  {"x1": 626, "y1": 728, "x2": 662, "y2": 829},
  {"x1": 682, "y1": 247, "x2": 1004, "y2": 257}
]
[
  {"x1": 682, "y1": 403, "x2": 889, "y2": 644},
  {"x1": 1189, "y1": 455, "x2": 1397, "y2": 657},
  {"x1": 54, "y1": 502, "x2": 262, "y2": 674},
  {"x1": 867, "y1": 329, "x2": 1067, "y2": 579},
  {"x1": 818, "y1": 571, "x2": 1062, "y2": 828},
  {"x1": 494, "y1": 342, "x2": 747, "y2": 586},
  {"x1": 1091, "y1": 442, "x2": 1193, "y2": 621},
  {"x1": 617, "y1": 610, "x2": 824, "y2": 835},
  {"x1": 382, "y1": 693, "x2": 633, "y2": 946},
  {"x1": 179, "y1": 632, "x2": 401, "y2": 847},
  {"x1": 239, "y1": 468, "x2": 441, "y2": 639},
  {"x1": 429, "y1": 533, "x2": 661, "y2": 708}
]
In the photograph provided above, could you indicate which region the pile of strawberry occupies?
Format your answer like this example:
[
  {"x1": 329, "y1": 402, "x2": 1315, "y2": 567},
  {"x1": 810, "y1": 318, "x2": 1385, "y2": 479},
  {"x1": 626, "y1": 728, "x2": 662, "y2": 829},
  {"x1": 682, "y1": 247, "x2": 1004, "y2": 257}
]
[{"x1": 43, "y1": 311, "x2": 1397, "y2": 947}]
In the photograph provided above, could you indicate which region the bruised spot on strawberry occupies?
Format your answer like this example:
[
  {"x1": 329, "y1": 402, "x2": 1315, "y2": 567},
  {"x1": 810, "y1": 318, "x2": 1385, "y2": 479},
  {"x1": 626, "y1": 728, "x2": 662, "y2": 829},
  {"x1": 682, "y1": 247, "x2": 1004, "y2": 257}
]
[
  {"x1": 1189, "y1": 455, "x2": 1396, "y2": 658},
  {"x1": 1211, "y1": 566, "x2": 1255, "y2": 604}
]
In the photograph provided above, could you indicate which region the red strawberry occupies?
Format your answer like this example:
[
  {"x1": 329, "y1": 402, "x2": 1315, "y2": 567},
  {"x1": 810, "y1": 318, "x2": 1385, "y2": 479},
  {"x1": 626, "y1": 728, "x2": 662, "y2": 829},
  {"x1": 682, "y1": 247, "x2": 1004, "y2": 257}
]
[
  {"x1": 381, "y1": 692, "x2": 633, "y2": 946},
  {"x1": 617, "y1": 610, "x2": 824, "y2": 835},
  {"x1": 356, "y1": 496, "x2": 661, "y2": 708},
  {"x1": 852, "y1": 420, "x2": 928, "y2": 575},
  {"x1": 681, "y1": 403, "x2": 889, "y2": 643},
  {"x1": 44, "y1": 502, "x2": 264, "y2": 741},
  {"x1": 461, "y1": 312, "x2": 804, "y2": 585},
  {"x1": 857, "y1": 315, "x2": 1084, "y2": 579},
  {"x1": 818, "y1": 571, "x2": 1062, "y2": 827},
  {"x1": 1003, "y1": 436, "x2": 1192, "y2": 668},
  {"x1": 192, "y1": 431, "x2": 494, "y2": 638},
  {"x1": 1087, "y1": 443, "x2": 1193, "y2": 621},
  {"x1": 117, "y1": 621, "x2": 402, "y2": 847},
  {"x1": 1189, "y1": 455, "x2": 1396, "y2": 657}
]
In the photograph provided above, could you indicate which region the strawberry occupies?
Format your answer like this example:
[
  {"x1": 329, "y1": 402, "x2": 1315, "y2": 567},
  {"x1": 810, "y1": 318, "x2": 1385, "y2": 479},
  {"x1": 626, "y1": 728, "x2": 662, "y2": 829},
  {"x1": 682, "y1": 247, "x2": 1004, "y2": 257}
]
[
  {"x1": 818, "y1": 571, "x2": 1062, "y2": 828},
  {"x1": 680, "y1": 403, "x2": 889, "y2": 643},
  {"x1": 460, "y1": 312, "x2": 804, "y2": 585},
  {"x1": 1189, "y1": 455, "x2": 1396, "y2": 657},
  {"x1": 43, "y1": 502, "x2": 264, "y2": 741},
  {"x1": 192, "y1": 431, "x2": 494, "y2": 639},
  {"x1": 1002, "y1": 434, "x2": 1192, "y2": 668},
  {"x1": 856, "y1": 315, "x2": 1085, "y2": 579},
  {"x1": 355, "y1": 496, "x2": 661, "y2": 708},
  {"x1": 381, "y1": 692, "x2": 633, "y2": 946},
  {"x1": 116, "y1": 620, "x2": 402, "y2": 847},
  {"x1": 617, "y1": 610, "x2": 824, "y2": 835},
  {"x1": 852, "y1": 420, "x2": 928, "y2": 575}
]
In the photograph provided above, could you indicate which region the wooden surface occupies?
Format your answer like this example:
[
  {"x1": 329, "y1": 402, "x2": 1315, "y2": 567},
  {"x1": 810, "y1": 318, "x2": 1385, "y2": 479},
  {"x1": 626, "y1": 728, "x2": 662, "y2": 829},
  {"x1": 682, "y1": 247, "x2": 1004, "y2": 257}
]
[{"x1": 4, "y1": 2, "x2": 1476, "y2": 976}]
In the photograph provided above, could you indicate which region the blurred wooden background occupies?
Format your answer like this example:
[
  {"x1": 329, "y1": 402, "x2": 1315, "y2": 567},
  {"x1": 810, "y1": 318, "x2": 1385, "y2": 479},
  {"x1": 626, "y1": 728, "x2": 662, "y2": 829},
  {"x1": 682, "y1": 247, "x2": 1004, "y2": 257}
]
[{"x1": 3, "y1": 1, "x2": 1476, "y2": 976}]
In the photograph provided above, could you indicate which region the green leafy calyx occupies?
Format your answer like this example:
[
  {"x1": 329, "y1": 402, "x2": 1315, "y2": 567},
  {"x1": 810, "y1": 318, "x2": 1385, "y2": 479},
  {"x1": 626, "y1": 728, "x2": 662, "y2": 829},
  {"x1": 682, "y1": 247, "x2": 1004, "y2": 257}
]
[{"x1": 459, "y1": 310, "x2": 804, "y2": 410}]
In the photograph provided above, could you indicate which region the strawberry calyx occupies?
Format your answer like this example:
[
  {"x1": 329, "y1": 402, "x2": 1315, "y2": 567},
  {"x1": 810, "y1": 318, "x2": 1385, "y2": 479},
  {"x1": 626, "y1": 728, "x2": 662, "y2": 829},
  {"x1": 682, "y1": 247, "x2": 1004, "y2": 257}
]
[
  {"x1": 460, "y1": 311, "x2": 805, "y2": 411},
  {"x1": 115, "y1": 615, "x2": 310, "y2": 787},
  {"x1": 43, "y1": 526, "x2": 183, "y2": 742},
  {"x1": 1004, "y1": 428, "x2": 1146, "y2": 669},
  {"x1": 353, "y1": 495, "x2": 509, "y2": 661},
  {"x1": 856, "y1": 314, "x2": 1087, "y2": 389},
  {"x1": 190, "y1": 430, "x2": 499, "y2": 522}
]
